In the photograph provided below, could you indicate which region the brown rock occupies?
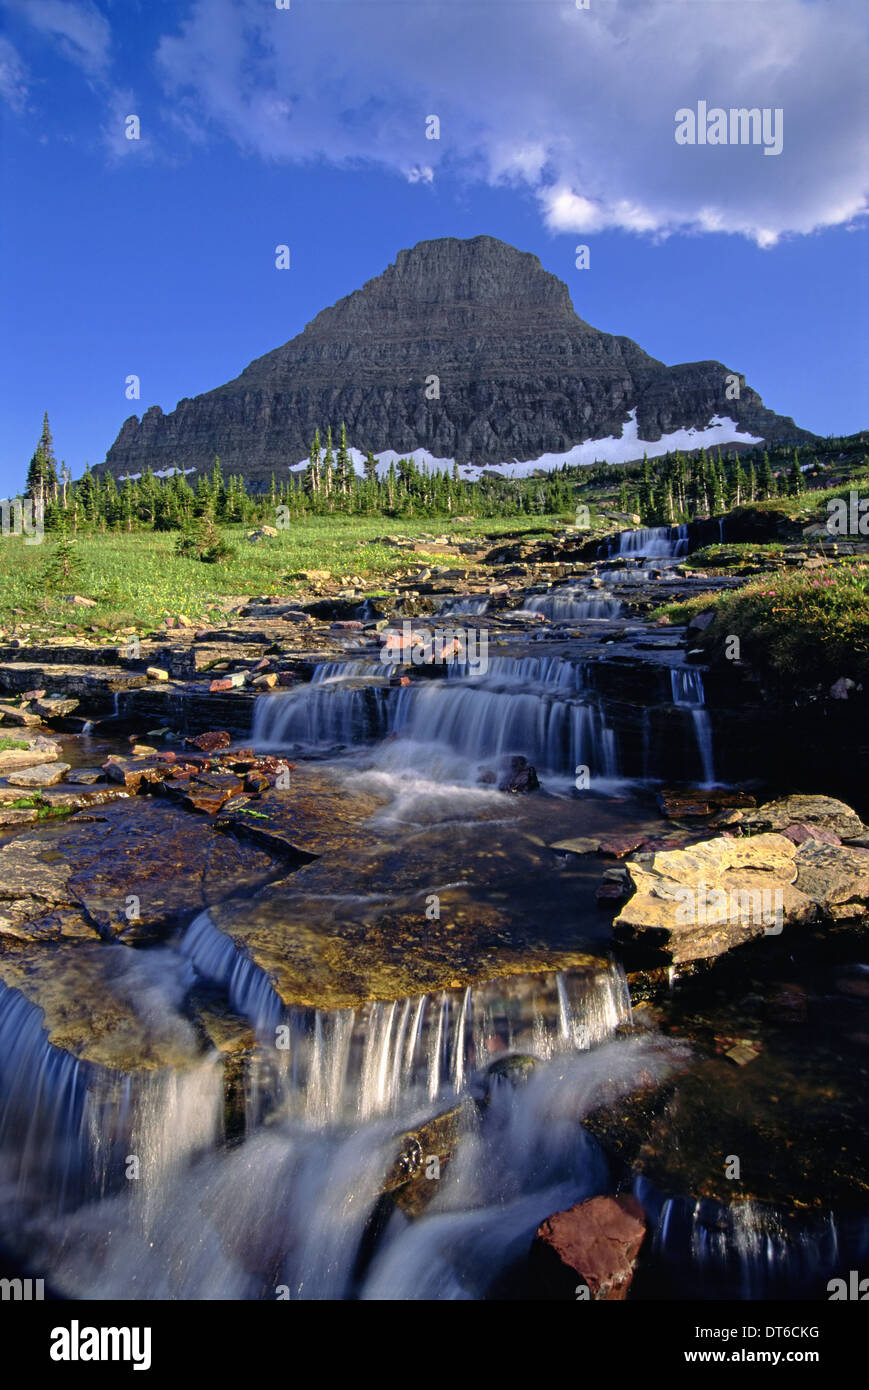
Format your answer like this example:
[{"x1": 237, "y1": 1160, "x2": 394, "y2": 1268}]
[
  {"x1": 598, "y1": 833, "x2": 645, "y2": 859},
  {"x1": 7, "y1": 762, "x2": 71, "y2": 789},
  {"x1": 781, "y1": 822, "x2": 841, "y2": 847},
  {"x1": 188, "y1": 730, "x2": 232, "y2": 752},
  {"x1": 530, "y1": 1194, "x2": 646, "y2": 1300},
  {"x1": 0, "y1": 703, "x2": 42, "y2": 728}
]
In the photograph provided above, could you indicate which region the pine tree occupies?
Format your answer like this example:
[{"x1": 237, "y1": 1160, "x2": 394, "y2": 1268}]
[
  {"x1": 759, "y1": 452, "x2": 774, "y2": 500},
  {"x1": 41, "y1": 515, "x2": 83, "y2": 593},
  {"x1": 336, "y1": 422, "x2": 352, "y2": 496}
]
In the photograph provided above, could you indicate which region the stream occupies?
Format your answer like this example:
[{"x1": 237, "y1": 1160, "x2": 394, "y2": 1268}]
[{"x1": 0, "y1": 525, "x2": 866, "y2": 1301}]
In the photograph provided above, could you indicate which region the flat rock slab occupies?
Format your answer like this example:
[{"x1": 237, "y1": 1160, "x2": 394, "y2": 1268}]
[
  {"x1": 0, "y1": 703, "x2": 42, "y2": 727},
  {"x1": 0, "y1": 944, "x2": 207, "y2": 1073},
  {"x1": 720, "y1": 794, "x2": 864, "y2": 842},
  {"x1": 793, "y1": 840, "x2": 869, "y2": 918},
  {"x1": 0, "y1": 801, "x2": 285, "y2": 942},
  {"x1": 0, "y1": 663, "x2": 147, "y2": 697},
  {"x1": 6, "y1": 761, "x2": 71, "y2": 788},
  {"x1": 0, "y1": 734, "x2": 62, "y2": 771}
]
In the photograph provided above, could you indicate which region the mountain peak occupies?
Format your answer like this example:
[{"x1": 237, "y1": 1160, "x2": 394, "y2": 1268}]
[{"x1": 102, "y1": 235, "x2": 811, "y2": 482}]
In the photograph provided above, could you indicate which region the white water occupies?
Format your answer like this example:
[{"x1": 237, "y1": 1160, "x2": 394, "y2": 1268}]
[
  {"x1": 523, "y1": 587, "x2": 623, "y2": 621},
  {"x1": 612, "y1": 524, "x2": 689, "y2": 560},
  {"x1": 24, "y1": 1029, "x2": 687, "y2": 1301},
  {"x1": 182, "y1": 911, "x2": 632, "y2": 1127},
  {"x1": 0, "y1": 967, "x2": 222, "y2": 1216},
  {"x1": 253, "y1": 655, "x2": 621, "y2": 779},
  {"x1": 670, "y1": 668, "x2": 716, "y2": 785}
]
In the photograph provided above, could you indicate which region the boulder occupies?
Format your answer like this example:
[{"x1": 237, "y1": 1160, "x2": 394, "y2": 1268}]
[
  {"x1": 187, "y1": 730, "x2": 232, "y2": 752},
  {"x1": 32, "y1": 696, "x2": 79, "y2": 718},
  {"x1": 497, "y1": 755, "x2": 540, "y2": 794},
  {"x1": 0, "y1": 703, "x2": 42, "y2": 727},
  {"x1": 793, "y1": 841, "x2": 869, "y2": 920},
  {"x1": 720, "y1": 794, "x2": 864, "y2": 843},
  {"x1": 614, "y1": 833, "x2": 816, "y2": 964},
  {"x1": 530, "y1": 1194, "x2": 646, "y2": 1300}
]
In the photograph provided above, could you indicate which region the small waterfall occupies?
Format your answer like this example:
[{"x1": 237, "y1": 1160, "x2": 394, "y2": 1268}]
[
  {"x1": 253, "y1": 669, "x2": 395, "y2": 747},
  {"x1": 254, "y1": 656, "x2": 619, "y2": 779},
  {"x1": 31, "y1": 1030, "x2": 683, "y2": 1302},
  {"x1": 523, "y1": 587, "x2": 622, "y2": 621},
  {"x1": 670, "y1": 668, "x2": 716, "y2": 785},
  {"x1": 182, "y1": 910, "x2": 631, "y2": 1127},
  {"x1": 437, "y1": 595, "x2": 491, "y2": 616},
  {"x1": 455, "y1": 654, "x2": 582, "y2": 689},
  {"x1": 636, "y1": 1179, "x2": 867, "y2": 1300},
  {"x1": 0, "y1": 977, "x2": 222, "y2": 1215},
  {"x1": 389, "y1": 681, "x2": 620, "y2": 778},
  {"x1": 311, "y1": 660, "x2": 385, "y2": 683},
  {"x1": 611, "y1": 524, "x2": 689, "y2": 560}
]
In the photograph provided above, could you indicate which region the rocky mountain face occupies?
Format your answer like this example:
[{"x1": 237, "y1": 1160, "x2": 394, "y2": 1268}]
[{"x1": 101, "y1": 236, "x2": 812, "y2": 484}]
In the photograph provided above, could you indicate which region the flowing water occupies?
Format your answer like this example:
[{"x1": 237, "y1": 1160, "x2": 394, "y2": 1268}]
[{"x1": 2, "y1": 527, "x2": 857, "y2": 1300}]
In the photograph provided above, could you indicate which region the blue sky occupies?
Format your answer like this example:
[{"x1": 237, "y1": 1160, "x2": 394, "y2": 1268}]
[{"x1": 1, "y1": 0, "x2": 867, "y2": 493}]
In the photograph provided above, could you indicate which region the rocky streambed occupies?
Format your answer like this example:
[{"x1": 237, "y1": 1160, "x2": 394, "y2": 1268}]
[{"x1": 0, "y1": 525, "x2": 866, "y2": 1300}]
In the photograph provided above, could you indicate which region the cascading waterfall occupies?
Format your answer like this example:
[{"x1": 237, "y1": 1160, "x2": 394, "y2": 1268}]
[
  {"x1": 670, "y1": 668, "x2": 716, "y2": 785},
  {"x1": 181, "y1": 908, "x2": 632, "y2": 1129},
  {"x1": 635, "y1": 1178, "x2": 868, "y2": 1300},
  {"x1": 609, "y1": 524, "x2": 689, "y2": 560},
  {"x1": 253, "y1": 654, "x2": 620, "y2": 778},
  {"x1": 436, "y1": 595, "x2": 491, "y2": 616},
  {"x1": 25, "y1": 1027, "x2": 686, "y2": 1301},
  {"x1": 523, "y1": 587, "x2": 623, "y2": 621},
  {"x1": 0, "y1": 979, "x2": 222, "y2": 1215}
]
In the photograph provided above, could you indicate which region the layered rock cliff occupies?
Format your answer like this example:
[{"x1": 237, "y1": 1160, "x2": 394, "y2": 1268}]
[{"x1": 101, "y1": 236, "x2": 812, "y2": 483}]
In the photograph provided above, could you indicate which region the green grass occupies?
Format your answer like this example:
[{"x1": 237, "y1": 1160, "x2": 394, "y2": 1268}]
[
  {"x1": 0, "y1": 515, "x2": 566, "y2": 636},
  {"x1": 0, "y1": 736, "x2": 30, "y2": 751},
  {"x1": 680, "y1": 543, "x2": 785, "y2": 573},
  {"x1": 656, "y1": 563, "x2": 869, "y2": 693}
]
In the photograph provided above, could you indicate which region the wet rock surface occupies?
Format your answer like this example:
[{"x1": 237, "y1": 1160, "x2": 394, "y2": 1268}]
[
  {"x1": 0, "y1": 522, "x2": 867, "y2": 1300},
  {"x1": 530, "y1": 1194, "x2": 646, "y2": 1300}
]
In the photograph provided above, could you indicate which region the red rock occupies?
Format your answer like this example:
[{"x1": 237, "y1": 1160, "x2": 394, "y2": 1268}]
[
  {"x1": 389, "y1": 675, "x2": 412, "y2": 687},
  {"x1": 252, "y1": 657, "x2": 271, "y2": 672},
  {"x1": 530, "y1": 1195, "x2": 646, "y2": 1300},
  {"x1": 598, "y1": 833, "x2": 645, "y2": 859},
  {"x1": 188, "y1": 730, "x2": 232, "y2": 752},
  {"x1": 781, "y1": 822, "x2": 841, "y2": 847},
  {"x1": 244, "y1": 771, "x2": 271, "y2": 795},
  {"x1": 209, "y1": 679, "x2": 234, "y2": 692}
]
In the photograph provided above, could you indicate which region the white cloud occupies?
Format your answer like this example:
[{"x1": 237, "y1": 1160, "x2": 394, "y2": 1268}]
[
  {"x1": 0, "y1": 36, "x2": 27, "y2": 113},
  {"x1": 7, "y1": 0, "x2": 111, "y2": 75},
  {"x1": 150, "y1": 0, "x2": 868, "y2": 247}
]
